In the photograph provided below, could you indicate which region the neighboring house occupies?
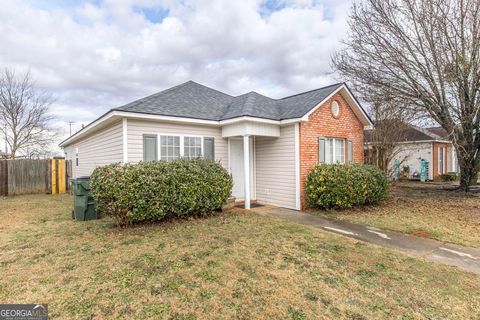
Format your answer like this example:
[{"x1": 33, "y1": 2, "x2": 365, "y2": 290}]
[
  {"x1": 366, "y1": 125, "x2": 458, "y2": 180},
  {"x1": 60, "y1": 81, "x2": 372, "y2": 210}
]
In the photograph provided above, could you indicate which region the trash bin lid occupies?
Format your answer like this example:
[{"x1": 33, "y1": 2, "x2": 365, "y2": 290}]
[{"x1": 78, "y1": 180, "x2": 90, "y2": 191}]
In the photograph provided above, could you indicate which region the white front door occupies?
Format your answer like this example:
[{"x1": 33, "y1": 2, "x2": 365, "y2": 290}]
[{"x1": 230, "y1": 138, "x2": 254, "y2": 200}]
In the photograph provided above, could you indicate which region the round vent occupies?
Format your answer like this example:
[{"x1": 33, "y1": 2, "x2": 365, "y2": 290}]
[{"x1": 331, "y1": 100, "x2": 340, "y2": 118}]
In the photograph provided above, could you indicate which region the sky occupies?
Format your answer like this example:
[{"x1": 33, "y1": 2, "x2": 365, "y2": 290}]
[{"x1": 0, "y1": 0, "x2": 352, "y2": 145}]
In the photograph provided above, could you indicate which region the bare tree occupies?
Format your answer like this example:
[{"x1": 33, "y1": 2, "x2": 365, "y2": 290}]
[
  {"x1": 333, "y1": 0, "x2": 480, "y2": 190},
  {"x1": 364, "y1": 100, "x2": 413, "y2": 175},
  {"x1": 0, "y1": 69, "x2": 56, "y2": 158}
]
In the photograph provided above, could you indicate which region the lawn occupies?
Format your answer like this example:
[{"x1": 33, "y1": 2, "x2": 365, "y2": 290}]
[
  {"x1": 0, "y1": 194, "x2": 479, "y2": 319},
  {"x1": 312, "y1": 181, "x2": 480, "y2": 248}
]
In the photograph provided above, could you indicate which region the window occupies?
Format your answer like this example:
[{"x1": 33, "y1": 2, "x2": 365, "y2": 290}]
[
  {"x1": 184, "y1": 136, "x2": 202, "y2": 159},
  {"x1": 318, "y1": 137, "x2": 345, "y2": 164},
  {"x1": 438, "y1": 146, "x2": 445, "y2": 175},
  {"x1": 160, "y1": 135, "x2": 180, "y2": 161},
  {"x1": 143, "y1": 135, "x2": 158, "y2": 162},
  {"x1": 142, "y1": 134, "x2": 215, "y2": 162}
]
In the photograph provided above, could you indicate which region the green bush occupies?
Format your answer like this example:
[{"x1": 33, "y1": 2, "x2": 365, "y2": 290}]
[
  {"x1": 440, "y1": 172, "x2": 457, "y2": 182},
  {"x1": 90, "y1": 159, "x2": 233, "y2": 226},
  {"x1": 305, "y1": 163, "x2": 388, "y2": 209}
]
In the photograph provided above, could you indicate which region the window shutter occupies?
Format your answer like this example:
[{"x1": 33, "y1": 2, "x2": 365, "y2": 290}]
[
  {"x1": 203, "y1": 137, "x2": 215, "y2": 160},
  {"x1": 348, "y1": 140, "x2": 353, "y2": 162},
  {"x1": 318, "y1": 137, "x2": 325, "y2": 163},
  {"x1": 143, "y1": 134, "x2": 158, "y2": 162}
]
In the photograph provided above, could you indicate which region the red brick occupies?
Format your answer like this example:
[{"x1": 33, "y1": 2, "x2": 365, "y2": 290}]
[{"x1": 299, "y1": 93, "x2": 365, "y2": 209}]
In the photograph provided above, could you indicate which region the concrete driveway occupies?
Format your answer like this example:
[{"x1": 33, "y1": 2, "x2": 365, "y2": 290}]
[{"x1": 261, "y1": 207, "x2": 480, "y2": 274}]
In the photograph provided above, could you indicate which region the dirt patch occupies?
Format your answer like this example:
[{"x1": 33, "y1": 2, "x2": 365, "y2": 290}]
[{"x1": 408, "y1": 229, "x2": 433, "y2": 239}]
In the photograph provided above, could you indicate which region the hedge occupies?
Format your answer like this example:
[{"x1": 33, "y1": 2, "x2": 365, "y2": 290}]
[
  {"x1": 440, "y1": 172, "x2": 457, "y2": 182},
  {"x1": 305, "y1": 163, "x2": 388, "y2": 209},
  {"x1": 90, "y1": 159, "x2": 233, "y2": 226}
]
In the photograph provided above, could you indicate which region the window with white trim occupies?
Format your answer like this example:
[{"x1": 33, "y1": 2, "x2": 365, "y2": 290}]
[
  {"x1": 438, "y1": 146, "x2": 445, "y2": 175},
  {"x1": 144, "y1": 134, "x2": 215, "y2": 162},
  {"x1": 160, "y1": 135, "x2": 180, "y2": 161},
  {"x1": 184, "y1": 136, "x2": 202, "y2": 159},
  {"x1": 319, "y1": 137, "x2": 345, "y2": 164}
]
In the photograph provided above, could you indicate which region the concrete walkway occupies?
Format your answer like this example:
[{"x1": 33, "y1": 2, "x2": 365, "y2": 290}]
[{"x1": 260, "y1": 207, "x2": 480, "y2": 274}]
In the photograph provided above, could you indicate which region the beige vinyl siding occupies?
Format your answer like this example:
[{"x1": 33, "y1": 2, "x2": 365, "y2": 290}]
[
  {"x1": 127, "y1": 119, "x2": 228, "y2": 169},
  {"x1": 68, "y1": 120, "x2": 123, "y2": 178},
  {"x1": 255, "y1": 125, "x2": 296, "y2": 209},
  {"x1": 63, "y1": 145, "x2": 74, "y2": 163}
]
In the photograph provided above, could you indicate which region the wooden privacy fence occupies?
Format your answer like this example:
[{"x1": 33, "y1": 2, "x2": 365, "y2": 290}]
[{"x1": 0, "y1": 159, "x2": 72, "y2": 196}]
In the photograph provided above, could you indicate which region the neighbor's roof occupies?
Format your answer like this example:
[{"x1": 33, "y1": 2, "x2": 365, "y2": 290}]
[
  {"x1": 365, "y1": 124, "x2": 450, "y2": 143},
  {"x1": 426, "y1": 126, "x2": 449, "y2": 139},
  {"x1": 114, "y1": 80, "x2": 346, "y2": 121}
]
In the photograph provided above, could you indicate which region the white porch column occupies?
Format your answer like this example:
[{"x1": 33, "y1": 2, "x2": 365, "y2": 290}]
[{"x1": 243, "y1": 134, "x2": 251, "y2": 209}]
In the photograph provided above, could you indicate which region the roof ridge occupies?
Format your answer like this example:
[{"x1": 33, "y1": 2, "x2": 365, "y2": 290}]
[
  {"x1": 187, "y1": 80, "x2": 234, "y2": 97},
  {"x1": 235, "y1": 91, "x2": 271, "y2": 98},
  {"x1": 112, "y1": 81, "x2": 196, "y2": 110},
  {"x1": 280, "y1": 82, "x2": 344, "y2": 100}
]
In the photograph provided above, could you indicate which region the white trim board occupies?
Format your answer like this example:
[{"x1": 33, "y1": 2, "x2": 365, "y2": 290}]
[
  {"x1": 294, "y1": 123, "x2": 301, "y2": 210},
  {"x1": 122, "y1": 118, "x2": 128, "y2": 163}
]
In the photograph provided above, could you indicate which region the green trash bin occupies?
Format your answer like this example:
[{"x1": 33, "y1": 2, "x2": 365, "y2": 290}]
[{"x1": 72, "y1": 176, "x2": 97, "y2": 221}]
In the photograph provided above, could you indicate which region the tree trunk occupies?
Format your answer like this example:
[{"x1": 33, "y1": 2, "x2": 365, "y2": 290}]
[{"x1": 457, "y1": 146, "x2": 480, "y2": 192}]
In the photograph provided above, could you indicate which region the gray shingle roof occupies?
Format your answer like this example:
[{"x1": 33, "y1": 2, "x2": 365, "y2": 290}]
[
  {"x1": 426, "y1": 127, "x2": 449, "y2": 139},
  {"x1": 114, "y1": 80, "x2": 345, "y2": 121},
  {"x1": 365, "y1": 124, "x2": 450, "y2": 143}
]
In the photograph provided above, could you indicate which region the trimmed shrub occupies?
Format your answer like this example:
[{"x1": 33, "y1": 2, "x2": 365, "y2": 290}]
[
  {"x1": 90, "y1": 159, "x2": 233, "y2": 226},
  {"x1": 440, "y1": 172, "x2": 457, "y2": 182},
  {"x1": 305, "y1": 163, "x2": 388, "y2": 209}
]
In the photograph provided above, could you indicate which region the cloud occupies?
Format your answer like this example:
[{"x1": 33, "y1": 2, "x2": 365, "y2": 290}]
[{"x1": 0, "y1": 0, "x2": 352, "y2": 145}]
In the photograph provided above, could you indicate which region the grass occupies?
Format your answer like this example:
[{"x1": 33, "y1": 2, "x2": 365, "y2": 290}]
[
  {"x1": 312, "y1": 181, "x2": 480, "y2": 248},
  {"x1": 0, "y1": 194, "x2": 479, "y2": 319}
]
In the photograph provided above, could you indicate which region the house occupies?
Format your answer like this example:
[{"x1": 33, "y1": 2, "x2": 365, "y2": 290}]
[
  {"x1": 365, "y1": 125, "x2": 458, "y2": 180},
  {"x1": 60, "y1": 81, "x2": 372, "y2": 210}
]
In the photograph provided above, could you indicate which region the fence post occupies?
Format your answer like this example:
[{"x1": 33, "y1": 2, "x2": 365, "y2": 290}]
[
  {"x1": 51, "y1": 159, "x2": 57, "y2": 195},
  {"x1": 58, "y1": 159, "x2": 66, "y2": 193},
  {"x1": 0, "y1": 160, "x2": 7, "y2": 196},
  {"x1": 46, "y1": 160, "x2": 52, "y2": 194},
  {"x1": 66, "y1": 160, "x2": 72, "y2": 193}
]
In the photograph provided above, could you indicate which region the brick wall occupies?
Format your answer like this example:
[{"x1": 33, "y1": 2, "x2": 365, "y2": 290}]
[{"x1": 299, "y1": 93, "x2": 365, "y2": 209}]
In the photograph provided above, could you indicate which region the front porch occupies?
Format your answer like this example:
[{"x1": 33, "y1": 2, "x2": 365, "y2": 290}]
[{"x1": 223, "y1": 120, "x2": 299, "y2": 210}]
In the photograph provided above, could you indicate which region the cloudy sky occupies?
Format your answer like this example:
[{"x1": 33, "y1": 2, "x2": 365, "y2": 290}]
[{"x1": 0, "y1": 0, "x2": 352, "y2": 141}]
